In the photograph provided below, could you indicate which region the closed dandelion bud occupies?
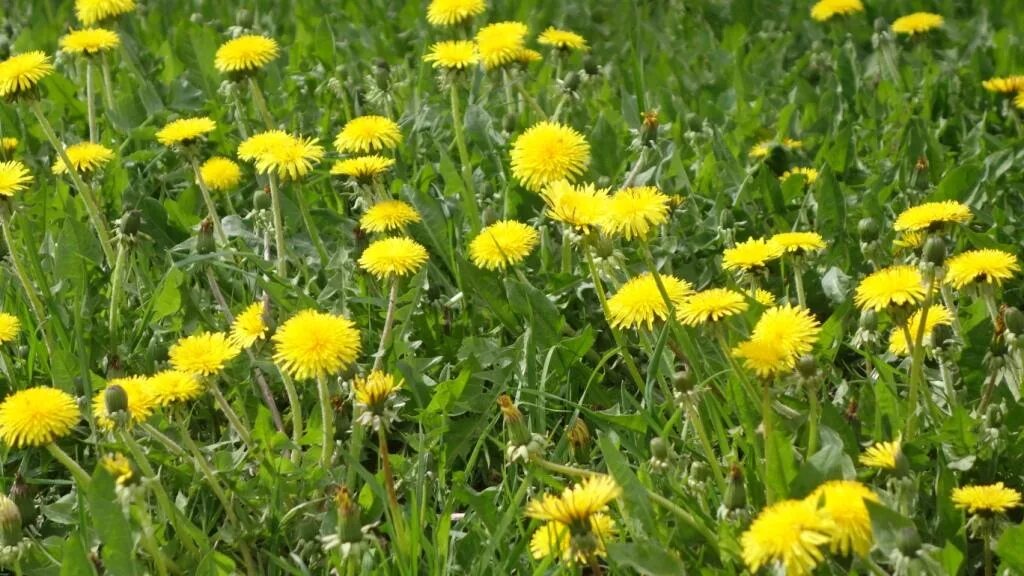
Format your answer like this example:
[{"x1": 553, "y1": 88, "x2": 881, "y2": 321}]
[
  {"x1": 334, "y1": 487, "x2": 363, "y2": 544},
  {"x1": 593, "y1": 234, "x2": 615, "y2": 259},
  {"x1": 567, "y1": 419, "x2": 590, "y2": 451},
  {"x1": 497, "y1": 394, "x2": 530, "y2": 446},
  {"x1": 1004, "y1": 306, "x2": 1024, "y2": 336},
  {"x1": 650, "y1": 437, "x2": 670, "y2": 461},
  {"x1": 724, "y1": 466, "x2": 747, "y2": 510},
  {"x1": 8, "y1": 475, "x2": 35, "y2": 527},
  {"x1": 563, "y1": 71, "x2": 581, "y2": 93},
  {"x1": 858, "y1": 217, "x2": 879, "y2": 243},
  {"x1": 502, "y1": 113, "x2": 517, "y2": 134},
  {"x1": 235, "y1": 8, "x2": 252, "y2": 27},
  {"x1": 189, "y1": 12, "x2": 202, "y2": 24},
  {"x1": 120, "y1": 210, "x2": 142, "y2": 237},
  {"x1": 196, "y1": 218, "x2": 216, "y2": 254},
  {"x1": 0, "y1": 36, "x2": 9, "y2": 61},
  {"x1": 672, "y1": 366, "x2": 694, "y2": 394},
  {"x1": 985, "y1": 404, "x2": 1002, "y2": 427},
  {"x1": 373, "y1": 59, "x2": 390, "y2": 91},
  {"x1": 922, "y1": 236, "x2": 946, "y2": 267},
  {"x1": 859, "y1": 308, "x2": 878, "y2": 331},
  {"x1": 930, "y1": 323, "x2": 955, "y2": 352},
  {"x1": 582, "y1": 55, "x2": 599, "y2": 76},
  {"x1": 104, "y1": 384, "x2": 129, "y2": 416},
  {"x1": 0, "y1": 494, "x2": 21, "y2": 547},
  {"x1": 641, "y1": 110, "x2": 660, "y2": 145},
  {"x1": 796, "y1": 355, "x2": 818, "y2": 379},
  {"x1": 253, "y1": 187, "x2": 272, "y2": 211},
  {"x1": 896, "y1": 525, "x2": 922, "y2": 556},
  {"x1": 481, "y1": 206, "x2": 498, "y2": 227},
  {"x1": 719, "y1": 208, "x2": 735, "y2": 229}
]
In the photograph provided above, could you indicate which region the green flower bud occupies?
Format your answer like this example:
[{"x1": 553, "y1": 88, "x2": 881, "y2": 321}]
[
  {"x1": 8, "y1": 474, "x2": 35, "y2": 527},
  {"x1": 859, "y1": 308, "x2": 878, "y2": 331},
  {"x1": 858, "y1": 217, "x2": 879, "y2": 243},
  {"x1": 104, "y1": 384, "x2": 129, "y2": 416},
  {"x1": 0, "y1": 494, "x2": 21, "y2": 547},
  {"x1": 796, "y1": 355, "x2": 818, "y2": 379},
  {"x1": 650, "y1": 437, "x2": 670, "y2": 462},
  {"x1": 120, "y1": 209, "x2": 142, "y2": 237},
  {"x1": 672, "y1": 366, "x2": 694, "y2": 394},
  {"x1": 196, "y1": 218, "x2": 216, "y2": 255},
  {"x1": 1004, "y1": 306, "x2": 1024, "y2": 336},
  {"x1": 922, "y1": 236, "x2": 946, "y2": 267},
  {"x1": 765, "y1": 144, "x2": 789, "y2": 176},
  {"x1": 930, "y1": 323, "x2": 955, "y2": 352},
  {"x1": 334, "y1": 487, "x2": 364, "y2": 545},
  {"x1": 582, "y1": 55, "x2": 599, "y2": 76},
  {"x1": 253, "y1": 187, "x2": 272, "y2": 211},
  {"x1": 640, "y1": 110, "x2": 659, "y2": 145},
  {"x1": 563, "y1": 71, "x2": 581, "y2": 93},
  {"x1": 724, "y1": 465, "x2": 747, "y2": 510}
]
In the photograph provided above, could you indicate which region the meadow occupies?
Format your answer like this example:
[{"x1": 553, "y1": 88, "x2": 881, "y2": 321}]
[{"x1": 0, "y1": 0, "x2": 1021, "y2": 574}]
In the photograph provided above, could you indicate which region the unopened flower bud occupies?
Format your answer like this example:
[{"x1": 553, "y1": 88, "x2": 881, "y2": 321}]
[
  {"x1": 859, "y1": 308, "x2": 878, "y2": 331},
  {"x1": 1004, "y1": 307, "x2": 1024, "y2": 336},
  {"x1": 765, "y1": 144, "x2": 789, "y2": 176},
  {"x1": 641, "y1": 110, "x2": 659, "y2": 145},
  {"x1": 253, "y1": 187, "x2": 272, "y2": 211},
  {"x1": 196, "y1": 218, "x2": 216, "y2": 254},
  {"x1": 497, "y1": 395, "x2": 530, "y2": 446},
  {"x1": 796, "y1": 355, "x2": 818, "y2": 379},
  {"x1": 502, "y1": 113, "x2": 517, "y2": 134},
  {"x1": 930, "y1": 324, "x2": 955, "y2": 352},
  {"x1": 120, "y1": 210, "x2": 142, "y2": 237},
  {"x1": 373, "y1": 59, "x2": 390, "y2": 91},
  {"x1": 0, "y1": 494, "x2": 21, "y2": 547},
  {"x1": 922, "y1": 236, "x2": 946, "y2": 267},
  {"x1": 8, "y1": 475, "x2": 35, "y2": 527},
  {"x1": 334, "y1": 487, "x2": 364, "y2": 544},
  {"x1": 724, "y1": 465, "x2": 747, "y2": 510},
  {"x1": 567, "y1": 419, "x2": 590, "y2": 451},
  {"x1": 104, "y1": 384, "x2": 129, "y2": 416},
  {"x1": 563, "y1": 71, "x2": 581, "y2": 93},
  {"x1": 858, "y1": 217, "x2": 879, "y2": 243},
  {"x1": 672, "y1": 366, "x2": 694, "y2": 394},
  {"x1": 593, "y1": 234, "x2": 615, "y2": 259},
  {"x1": 650, "y1": 437, "x2": 670, "y2": 462},
  {"x1": 582, "y1": 55, "x2": 599, "y2": 76}
]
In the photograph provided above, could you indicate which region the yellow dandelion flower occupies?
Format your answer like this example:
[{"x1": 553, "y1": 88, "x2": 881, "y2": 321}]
[
  {"x1": 360, "y1": 200, "x2": 421, "y2": 233},
  {"x1": 676, "y1": 288, "x2": 748, "y2": 326},
  {"x1": 854, "y1": 265, "x2": 925, "y2": 311},
  {"x1": 426, "y1": 0, "x2": 486, "y2": 26},
  {"x1": 359, "y1": 237, "x2": 429, "y2": 279},
  {"x1": 511, "y1": 121, "x2": 590, "y2": 192},
  {"x1": 952, "y1": 483, "x2": 1022, "y2": 515},
  {"x1": 983, "y1": 75, "x2": 1024, "y2": 94},
  {"x1": 807, "y1": 480, "x2": 878, "y2": 557},
  {"x1": 100, "y1": 453, "x2": 133, "y2": 485},
  {"x1": 780, "y1": 167, "x2": 819, "y2": 185},
  {"x1": 168, "y1": 332, "x2": 240, "y2": 376},
  {"x1": 330, "y1": 155, "x2": 395, "y2": 181},
  {"x1": 353, "y1": 370, "x2": 401, "y2": 411},
  {"x1": 0, "y1": 387, "x2": 79, "y2": 448},
  {"x1": 888, "y1": 305, "x2": 953, "y2": 356},
  {"x1": 754, "y1": 289, "x2": 777, "y2": 307},
  {"x1": 92, "y1": 376, "x2": 157, "y2": 430},
  {"x1": 893, "y1": 200, "x2": 972, "y2": 232},
  {"x1": 199, "y1": 157, "x2": 242, "y2": 191},
  {"x1": 741, "y1": 499, "x2": 834, "y2": 576},
  {"x1": 52, "y1": 142, "x2": 114, "y2": 175},
  {"x1": 722, "y1": 237, "x2": 783, "y2": 272},
  {"x1": 945, "y1": 249, "x2": 1020, "y2": 290},
  {"x1": 811, "y1": 0, "x2": 864, "y2": 22},
  {"x1": 60, "y1": 28, "x2": 120, "y2": 55},
  {"x1": 733, "y1": 338, "x2": 795, "y2": 378},
  {"x1": 75, "y1": 0, "x2": 136, "y2": 26},
  {"x1": 750, "y1": 137, "x2": 802, "y2": 159},
  {"x1": 607, "y1": 273, "x2": 692, "y2": 330},
  {"x1": 526, "y1": 475, "x2": 621, "y2": 524},
  {"x1": 894, "y1": 230, "x2": 926, "y2": 252},
  {"x1": 750, "y1": 304, "x2": 821, "y2": 358},
  {"x1": 156, "y1": 116, "x2": 216, "y2": 147},
  {"x1": 0, "y1": 313, "x2": 20, "y2": 343},
  {"x1": 511, "y1": 48, "x2": 543, "y2": 65},
  {"x1": 542, "y1": 180, "x2": 609, "y2": 231},
  {"x1": 424, "y1": 41, "x2": 479, "y2": 70},
  {"x1": 0, "y1": 161, "x2": 32, "y2": 197},
  {"x1": 1015, "y1": 92, "x2": 1024, "y2": 110},
  {"x1": 859, "y1": 438, "x2": 902, "y2": 470},
  {"x1": 770, "y1": 231, "x2": 826, "y2": 254},
  {"x1": 229, "y1": 302, "x2": 268, "y2": 349},
  {"x1": 476, "y1": 21, "x2": 529, "y2": 70},
  {"x1": 530, "y1": 514, "x2": 615, "y2": 564},
  {"x1": 538, "y1": 27, "x2": 588, "y2": 51},
  {"x1": 469, "y1": 220, "x2": 539, "y2": 271},
  {"x1": 892, "y1": 12, "x2": 944, "y2": 35},
  {"x1": 272, "y1": 309, "x2": 362, "y2": 380},
  {"x1": 253, "y1": 133, "x2": 323, "y2": 180},
  {"x1": 0, "y1": 52, "x2": 55, "y2": 98},
  {"x1": 238, "y1": 130, "x2": 291, "y2": 162},
  {"x1": 599, "y1": 186, "x2": 672, "y2": 240},
  {"x1": 334, "y1": 116, "x2": 402, "y2": 154},
  {"x1": 147, "y1": 370, "x2": 203, "y2": 406},
  {"x1": 0, "y1": 138, "x2": 17, "y2": 154},
  {"x1": 215, "y1": 35, "x2": 279, "y2": 74}
]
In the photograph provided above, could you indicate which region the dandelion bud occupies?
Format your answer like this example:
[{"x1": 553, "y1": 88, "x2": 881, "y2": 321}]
[
  {"x1": 922, "y1": 236, "x2": 946, "y2": 267},
  {"x1": 480, "y1": 206, "x2": 499, "y2": 227},
  {"x1": 1004, "y1": 306, "x2": 1024, "y2": 336},
  {"x1": 373, "y1": 59, "x2": 390, "y2": 91},
  {"x1": 235, "y1": 8, "x2": 252, "y2": 27},
  {"x1": 0, "y1": 36, "x2": 9, "y2": 61},
  {"x1": 196, "y1": 218, "x2": 216, "y2": 254},
  {"x1": 593, "y1": 234, "x2": 615, "y2": 259},
  {"x1": 858, "y1": 217, "x2": 879, "y2": 243},
  {"x1": 641, "y1": 110, "x2": 659, "y2": 145},
  {"x1": 253, "y1": 187, "x2": 272, "y2": 211},
  {"x1": 858, "y1": 308, "x2": 878, "y2": 331},
  {"x1": 8, "y1": 475, "x2": 35, "y2": 527},
  {"x1": 563, "y1": 71, "x2": 581, "y2": 93},
  {"x1": 719, "y1": 208, "x2": 735, "y2": 229},
  {"x1": 930, "y1": 324, "x2": 956, "y2": 353},
  {"x1": 502, "y1": 113, "x2": 517, "y2": 134},
  {"x1": 796, "y1": 355, "x2": 818, "y2": 379},
  {"x1": 104, "y1": 384, "x2": 129, "y2": 416},
  {"x1": 497, "y1": 395, "x2": 529, "y2": 446},
  {"x1": 0, "y1": 494, "x2": 21, "y2": 547},
  {"x1": 334, "y1": 487, "x2": 364, "y2": 545},
  {"x1": 650, "y1": 437, "x2": 670, "y2": 461},
  {"x1": 672, "y1": 366, "x2": 694, "y2": 394},
  {"x1": 120, "y1": 209, "x2": 142, "y2": 237},
  {"x1": 582, "y1": 55, "x2": 600, "y2": 76},
  {"x1": 896, "y1": 525, "x2": 922, "y2": 556},
  {"x1": 724, "y1": 465, "x2": 747, "y2": 510},
  {"x1": 567, "y1": 419, "x2": 590, "y2": 450}
]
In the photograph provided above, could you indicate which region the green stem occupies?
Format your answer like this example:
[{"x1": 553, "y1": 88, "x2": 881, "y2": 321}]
[
  {"x1": 762, "y1": 382, "x2": 775, "y2": 503},
  {"x1": 208, "y1": 378, "x2": 253, "y2": 450},
  {"x1": 317, "y1": 374, "x2": 335, "y2": 470},
  {"x1": 107, "y1": 238, "x2": 128, "y2": 345},
  {"x1": 905, "y1": 273, "x2": 935, "y2": 439},
  {"x1": 190, "y1": 156, "x2": 226, "y2": 244},
  {"x1": 622, "y1": 147, "x2": 648, "y2": 188},
  {"x1": 984, "y1": 525, "x2": 994, "y2": 576},
  {"x1": 682, "y1": 396, "x2": 725, "y2": 493},
  {"x1": 248, "y1": 77, "x2": 275, "y2": 130},
  {"x1": 100, "y1": 57, "x2": 115, "y2": 111},
  {"x1": 294, "y1": 183, "x2": 329, "y2": 266},
  {"x1": 131, "y1": 504, "x2": 170, "y2": 576},
  {"x1": 939, "y1": 359, "x2": 957, "y2": 410},
  {"x1": 0, "y1": 210, "x2": 56, "y2": 356},
  {"x1": 449, "y1": 83, "x2": 481, "y2": 232},
  {"x1": 140, "y1": 423, "x2": 188, "y2": 458},
  {"x1": 560, "y1": 228, "x2": 572, "y2": 274},
  {"x1": 44, "y1": 443, "x2": 90, "y2": 488},
  {"x1": 267, "y1": 173, "x2": 288, "y2": 277},
  {"x1": 372, "y1": 278, "x2": 400, "y2": 372},
  {"x1": 86, "y1": 61, "x2": 97, "y2": 143},
  {"x1": 792, "y1": 259, "x2": 807, "y2": 308},
  {"x1": 583, "y1": 246, "x2": 645, "y2": 389},
  {"x1": 280, "y1": 370, "x2": 303, "y2": 456},
  {"x1": 377, "y1": 426, "x2": 401, "y2": 516},
  {"x1": 512, "y1": 80, "x2": 547, "y2": 117},
  {"x1": 940, "y1": 284, "x2": 962, "y2": 337},
  {"x1": 807, "y1": 381, "x2": 819, "y2": 457}
]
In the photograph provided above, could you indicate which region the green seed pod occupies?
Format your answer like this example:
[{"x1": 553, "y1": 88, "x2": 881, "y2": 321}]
[
  {"x1": 196, "y1": 218, "x2": 216, "y2": 254},
  {"x1": 104, "y1": 384, "x2": 129, "y2": 416},
  {"x1": 922, "y1": 236, "x2": 946, "y2": 267},
  {"x1": 253, "y1": 187, "x2": 272, "y2": 211},
  {"x1": 858, "y1": 217, "x2": 880, "y2": 243},
  {"x1": 650, "y1": 437, "x2": 670, "y2": 462},
  {"x1": 796, "y1": 355, "x2": 818, "y2": 379},
  {"x1": 0, "y1": 494, "x2": 21, "y2": 547},
  {"x1": 724, "y1": 466, "x2": 747, "y2": 510}
]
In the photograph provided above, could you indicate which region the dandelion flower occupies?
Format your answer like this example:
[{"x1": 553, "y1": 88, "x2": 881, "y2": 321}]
[
  {"x1": 147, "y1": 370, "x2": 203, "y2": 406},
  {"x1": 75, "y1": 0, "x2": 136, "y2": 26},
  {"x1": 888, "y1": 305, "x2": 953, "y2": 356},
  {"x1": 254, "y1": 134, "x2": 323, "y2": 180},
  {"x1": 229, "y1": 302, "x2": 268, "y2": 349},
  {"x1": 156, "y1": 117, "x2": 216, "y2": 147},
  {"x1": 92, "y1": 376, "x2": 156, "y2": 430},
  {"x1": 0, "y1": 138, "x2": 17, "y2": 154},
  {"x1": 754, "y1": 289, "x2": 776, "y2": 307},
  {"x1": 854, "y1": 265, "x2": 925, "y2": 311},
  {"x1": 733, "y1": 338, "x2": 794, "y2": 378},
  {"x1": 200, "y1": 157, "x2": 242, "y2": 191},
  {"x1": 476, "y1": 21, "x2": 528, "y2": 70},
  {"x1": 0, "y1": 387, "x2": 79, "y2": 448},
  {"x1": 771, "y1": 231, "x2": 826, "y2": 255},
  {"x1": 530, "y1": 514, "x2": 615, "y2": 564},
  {"x1": 538, "y1": 27, "x2": 588, "y2": 51},
  {"x1": 676, "y1": 288, "x2": 748, "y2": 326},
  {"x1": 334, "y1": 116, "x2": 402, "y2": 154},
  {"x1": 101, "y1": 453, "x2": 133, "y2": 485},
  {"x1": 0, "y1": 161, "x2": 32, "y2": 196},
  {"x1": 542, "y1": 180, "x2": 609, "y2": 231},
  {"x1": 511, "y1": 48, "x2": 543, "y2": 65},
  {"x1": 893, "y1": 200, "x2": 972, "y2": 232},
  {"x1": 423, "y1": 40, "x2": 479, "y2": 70},
  {"x1": 469, "y1": 220, "x2": 539, "y2": 271},
  {"x1": 859, "y1": 439, "x2": 903, "y2": 470},
  {"x1": 0, "y1": 313, "x2": 20, "y2": 343},
  {"x1": 215, "y1": 35, "x2": 279, "y2": 74},
  {"x1": 426, "y1": 0, "x2": 485, "y2": 27},
  {"x1": 722, "y1": 238, "x2": 783, "y2": 272},
  {"x1": 168, "y1": 332, "x2": 240, "y2": 376},
  {"x1": 0, "y1": 52, "x2": 55, "y2": 98},
  {"x1": 780, "y1": 167, "x2": 819, "y2": 185},
  {"x1": 607, "y1": 273, "x2": 692, "y2": 330},
  {"x1": 810, "y1": 0, "x2": 864, "y2": 22},
  {"x1": 894, "y1": 230, "x2": 926, "y2": 252},
  {"x1": 892, "y1": 12, "x2": 944, "y2": 35},
  {"x1": 238, "y1": 130, "x2": 291, "y2": 165},
  {"x1": 52, "y1": 142, "x2": 114, "y2": 175},
  {"x1": 331, "y1": 155, "x2": 395, "y2": 181},
  {"x1": 741, "y1": 499, "x2": 834, "y2": 576},
  {"x1": 511, "y1": 121, "x2": 590, "y2": 192},
  {"x1": 750, "y1": 138, "x2": 802, "y2": 159},
  {"x1": 60, "y1": 28, "x2": 120, "y2": 55},
  {"x1": 808, "y1": 481, "x2": 878, "y2": 557},
  {"x1": 273, "y1": 309, "x2": 361, "y2": 380},
  {"x1": 526, "y1": 475, "x2": 621, "y2": 524},
  {"x1": 1015, "y1": 92, "x2": 1024, "y2": 110},
  {"x1": 945, "y1": 249, "x2": 1020, "y2": 290},
  {"x1": 599, "y1": 186, "x2": 671, "y2": 240},
  {"x1": 359, "y1": 237, "x2": 429, "y2": 279},
  {"x1": 353, "y1": 370, "x2": 401, "y2": 412},
  {"x1": 360, "y1": 200, "x2": 421, "y2": 233},
  {"x1": 952, "y1": 483, "x2": 1022, "y2": 515},
  {"x1": 750, "y1": 304, "x2": 822, "y2": 358},
  {"x1": 983, "y1": 76, "x2": 1024, "y2": 94}
]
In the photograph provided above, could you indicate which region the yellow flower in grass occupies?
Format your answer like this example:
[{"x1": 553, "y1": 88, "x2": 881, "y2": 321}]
[
  {"x1": 982, "y1": 76, "x2": 1024, "y2": 94},
  {"x1": 538, "y1": 28, "x2": 588, "y2": 51},
  {"x1": 511, "y1": 48, "x2": 543, "y2": 65},
  {"x1": 859, "y1": 438, "x2": 903, "y2": 471},
  {"x1": 75, "y1": 0, "x2": 136, "y2": 26},
  {"x1": 780, "y1": 167, "x2": 819, "y2": 185},
  {"x1": 754, "y1": 289, "x2": 776, "y2": 307},
  {"x1": 215, "y1": 35, "x2": 280, "y2": 74},
  {"x1": 238, "y1": 130, "x2": 290, "y2": 162},
  {"x1": 893, "y1": 200, "x2": 972, "y2": 232},
  {"x1": 892, "y1": 13, "x2": 944, "y2": 35},
  {"x1": 526, "y1": 476, "x2": 620, "y2": 564},
  {"x1": 599, "y1": 186, "x2": 672, "y2": 240},
  {"x1": 360, "y1": 200, "x2": 421, "y2": 233},
  {"x1": 60, "y1": 28, "x2": 120, "y2": 55},
  {"x1": 469, "y1": 220, "x2": 539, "y2": 271},
  {"x1": 771, "y1": 231, "x2": 826, "y2": 255},
  {"x1": 52, "y1": 142, "x2": 114, "y2": 175},
  {"x1": 200, "y1": 157, "x2": 242, "y2": 191},
  {"x1": 854, "y1": 265, "x2": 925, "y2": 311},
  {"x1": 733, "y1": 338, "x2": 793, "y2": 378},
  {"x1": 255, "y1": 134, "x2": 324, "y2": 180},
  {"x1": 607, "y1": 273, "x2": 692, "y2": 330},
  {"x1": 945, "y1": 249, "x2": 1020, "y2": 290},
  {"x1": 359, "y1": 237, "x2": 429, "y2": 279},
  {"x1": 810, "y1": 0, "x2": 864, "y2": 22},
  {"x1": 169, "y1": 332, "x2": 240, "y2": 376},
  {"x1": 0, "y1": 313, "x2": 20, "y2": 343},
  {"x1": 894, "y1": 230, "x2": 926, "y2": 252},
  {"x1": 0, "y1": 161, "x2": 32, "y2": 196},
  {"x1": 530, "y1": 514, "x2": 615, "y2": 564},
  {"x1": 156, "y1": 117, "x2": 216, "y2": 147},
  {"x1": 424, "y1": 41, "x2": 479, "y2": 70},
  {"x1": 542, "y1": 180, "x2": 609, "y2": 231},
  {"x1": 888, "y1": 305, "x2": 953, "y2": 356},
  {"x1": 750, "y1": 305, "x2": 821, "y2": 358},
  {"x1": 0, "y1": 52, "x2": 55, "y2": 99},
  {"x1": 807, "y1": 481, "x2": 878, "y2": 558},
  {"x1": 229, "y1": 302, "x2": 268, "y2": 349},
  {"x1": 426, "y1": 0, "x2": 485, "y2": 26},
  {"x1": 742, "y1": 499, "x2": 834, "y2": 576},
  {"x1": 0, "y1": 138, "x2": 17, "y2": 154},
  {"x1": 750, "y1": 138, "x2": 802, "y2": 159},
  {"x1": 92, "y1": 376, "x2": 157, "y2": 430},
  {"x1": 722, "y1": 238, "x2": 783, "y2": 272},
  {"x1": 676, "y1": 288, "x2": 748, "y2": 326},
  {"x1": 0, "y1": 387, "x2": 79, "y2": 448},
  {"x1": 511, "y1": 121, "x2": 590, "y2": 192},
  {"x1": 101, "y1": 453, "x2": 133, "y2": 485},
  {"x1": 353, "y1": 370, "x2": 401, "y2": 411},
  {"x1": 334, "y1": 116, "x2": 402, "y2": 154},
  {"x1": 273, "y1": 310, "x2": 361, "y2": 380},
  {"x1": 147, "y1": 370, "x2": 203, "y2": 406},
  {"x1": 476, "y1": 21, "x2": 528, "y2": 70},
  {"x1": 952, "y1": 483, "x2": 1022, "y2": 516},
  {"x1": 527, "y1": 475, "x2": 621, "y2": 523},
  {"x1": 1015, "y1": 92, "x2": 1024, "y2": 110},
  {"x1": 331, "y1": 155, "x2": 395, "y2": 181}
]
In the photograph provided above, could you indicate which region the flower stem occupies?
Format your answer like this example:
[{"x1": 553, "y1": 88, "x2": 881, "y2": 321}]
[
  {"x1": 377, "y1": 426, "x2": 401, "y2": 515},
  {"x1": 100, "y1": 57, "x2": 115, "y2": 111},
  {"x1": 622, "y1": 147, "x2": 648, "y2": 188},
  {"x1": 317, "y1": 374, "x2": 335, "y2": 470},
  {"x1": 807, "y1": 380, "x2": 820, "y2": 457},
  {"x1": 0, "y1": 209, "x2": 56, "y2": 356},
  {"x1": 44, "y1": 443, "x2": 91, "y2": 488},
  {"x1": 294, "y1": 183, "x2": 329, "y2": 266},
  {"x1": 984, "y1": 525, "x2": 994, "y2": 576},
  {"x1": 905, "y1": 271, "x2": 935, "y2": 439},
  {"x1": 107, "y1": 237, "x2": 128, "y2": 345},
  {"x1": 449, "y1": 82, "x2": 481, "y2": 232},
  {"x1": 208, "y1": 378, "x2": 254, "y2": 450},
  {"x1": 280, "y1": 370, "x2": 303, "y2": 456},
  {"x1": 248, "y1": 77, "x2": 275, "y2": 130},
  {"x1": 681, "y1": 395, "x2": 725, "y2": 493},
  {"x1": 373, "y1": 278, "x2": 400, "y2": 372},
  {"x1": 560, "y1": 228, "x2": 572, "y2": 274},
  {"x1": 130, "y1": 503, "x2": 170, "y2": 576},
  {"x1": 792, "y1": 259, "x2": 807, "y2": 308},
  {"x1": 762, "y1": 382, "x2": 776, "y2": 503},
  {"x1": 267, "y1": 173, "x2": 288, "y2": 277},
  {"x1": 140, "y1": 423, "x2": 188, "y2": 458},
  {"x1": 583, "y1": 246, "x2": 646, "y2": 389},
  {"x1": 940, "y1": 284, "x2": 962, "y2": 337},
  {"x1": 86, "y1": 61, "x2": 98, "y2": 143},
  {"x1": 189, "y1": 156, "x2": 226, "y2": 244}
]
